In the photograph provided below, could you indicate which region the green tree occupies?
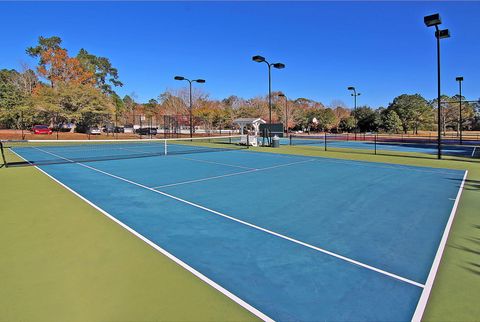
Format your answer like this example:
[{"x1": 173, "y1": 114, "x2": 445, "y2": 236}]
[
  {"x1": 26, "y1": 36, "x2": 64, "y2": 64},
  {"x1": 388, "y1": 94, "x2": 433, "y2": 134},
  {"x1": 0, "y1": 69, "x2": 35, "y2": 129},
  {"x1": 338, "y1": 116, "x2": 356, "y2": 132},
  {"x1": 77, "y1": 49, "x2": 123, "y2": 94},
  {"x1": 142, "y1": 99, "x2": 158, "y2": 126},
  {"x1": 315, "y1": 108, "x2": 337, "y2": 131},
  {"x1": 110, "y1": 92, "x2": 125, "y2": 126},
  {"x1": 352, "y1": 106, "x2": 379, "y2": 132},
  {"x1": 381, "y1": 109, "x2": 402, "y2": 133},
  {"x1": 33, "y1": 83, "x2": 113, "y2": 131}
]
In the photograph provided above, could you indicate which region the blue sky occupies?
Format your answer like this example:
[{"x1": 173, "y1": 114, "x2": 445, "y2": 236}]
[{"x1": 0, "y1": 1, "x2": 479, "y2": 108}]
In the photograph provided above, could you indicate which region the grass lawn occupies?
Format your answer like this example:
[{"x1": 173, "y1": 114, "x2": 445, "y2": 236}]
[
  {"x1": 1, "y1": 144, "x2": 479, "y2": 321},
  {"x1": 0, "y1": 151, "x2": 258, "y2": 322}
]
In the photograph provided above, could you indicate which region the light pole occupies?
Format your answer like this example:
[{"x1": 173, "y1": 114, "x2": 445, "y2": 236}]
[
  {"x1": 252, "y1": 55, "x2": 285, "y2": 126},
  {"x1": 278, "y1": 93, "x2": 288, "y2": 136},
  {"x1": 456, "y1": 76, "x2": 464, "y2": 145},
  {"x1": 174, "y1": 76, "x2": 206, "y2": 138},
  {"x1": 347, "y1": 86, "x2": 361, "y2": 138},
  {"x1": 424, "y1": 13, "x2": 450, "y2": 159}
]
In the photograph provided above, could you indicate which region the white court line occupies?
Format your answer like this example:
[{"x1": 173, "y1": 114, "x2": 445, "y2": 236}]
[
  {"x1": 173, "y1": 155, "x2": 257, "y2": 170},
  {"x1": 32, "y1": 146, "x2": 424, "y2": 289},
  {"x1": 153, "y1": 169, "x2": 258, "y2": 189},
  {"x1": 411, "y1": 170, "x2": 468, "y2": 322},
  {"x1": 151, "y1": 159, "x2": 317, "y2": 189},
  {"x1": 472, "y1": 146, "x2": 477, "y2": 157},
  {"x1": 13, "y1": 148, "x2": 273, "y2": 322}
]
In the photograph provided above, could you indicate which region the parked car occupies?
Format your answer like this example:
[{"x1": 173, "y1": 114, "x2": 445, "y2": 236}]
[
  {"x1": 103, "y1": 125, "x2": 114, "y2": 133},
  {"x1": 88, "y1": 127, "x2": 101, "y2": 135},
  {"x1": 136, "y1": 127, "x2": 157, "y2": 135},
  {"x1": 124, "y1": 124, "x2": 134, "y2": 133},
  {"x1": 32, "y1": 125, "x2": 52, "y2": 135},
  {"x1": 104, "y1": 126, "x2": 125, "y2": 133}
]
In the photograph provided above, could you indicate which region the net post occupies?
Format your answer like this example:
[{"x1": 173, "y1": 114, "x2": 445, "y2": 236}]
[
  {"x1": 0, "y1": 141, "x2": 7, "y2": 168},
  {"x1": 289, "y1": 134, "x2": 292, "y2": 146},
  {"x1": 164, "y1": 139, "x2": 168, "y2": 156},
  {"x1": 247, "y1": 134, "x2": 250, "y2": 148},
  {"x1": 324, "y1": 132, "x2": 327, "y2": 151},
  {"x1": 374, "y1": 133, "x2": 377, "y2": 155}
]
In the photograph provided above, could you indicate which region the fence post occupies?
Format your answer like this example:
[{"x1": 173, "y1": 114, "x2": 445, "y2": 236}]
[
  {"x1": 374, "y1": 133, "x2": 377, "y2": 155},
  {"x1": 324, "y1": 132, "x2": 327, "y2": 151},
  {"x1": 0, "y1": 141, "x2": 7, "y2": 168}
]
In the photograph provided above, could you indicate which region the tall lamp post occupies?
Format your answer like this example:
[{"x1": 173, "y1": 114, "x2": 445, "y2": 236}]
[
  {"x1": 174, "y1": 76, "x2": 206, "y2": 138},
  {"x1": 456, "y1": 76, "x2": 464, "y2": 145},
  {"x1": 278, "y1": 93, "x2": 288, "y2": 136},
  {"x1": 347, "y1": 86, "x2": 361, "y2": 138},
  {"x1": 252, "y1": 55, "x2": 285, "y2": 126},
  {"x1": 424, "y1": 13, "x2": 450, "y2": 159}
]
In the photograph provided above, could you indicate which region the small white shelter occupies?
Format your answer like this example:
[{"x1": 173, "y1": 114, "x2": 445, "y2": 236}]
[{"x1": 233, "y1": 118, "x2": 266, "y2": 147}]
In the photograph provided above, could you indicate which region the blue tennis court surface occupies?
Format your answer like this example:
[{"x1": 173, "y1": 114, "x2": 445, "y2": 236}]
[
  {"x1": 286, "y1": 137, "x2": 476, "y2": 157},
  {"x1": 12, "y1": 146, "x2": 466, "y2": 321}
]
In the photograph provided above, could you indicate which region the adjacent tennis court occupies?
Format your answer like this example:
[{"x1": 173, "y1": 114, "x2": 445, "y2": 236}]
[
  {"x1": 287, "y1": 135, "x2": 477, "y2": 157},
  {"x1": 5, "y1": 138, "x2": 467, "y2": 321}
]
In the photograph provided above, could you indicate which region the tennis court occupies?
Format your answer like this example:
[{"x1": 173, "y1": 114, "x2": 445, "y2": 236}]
[
  {"x1": 287, "y1": 135, "x2": 477, "y2": 157},
  {"x1": 5, "y1": 137, "x2": 467, "y2": 321}
]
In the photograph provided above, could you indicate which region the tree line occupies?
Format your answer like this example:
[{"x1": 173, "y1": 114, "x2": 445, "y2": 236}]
[{"x1": 1, "y1": 36, "x2": 479, "y2": 134}]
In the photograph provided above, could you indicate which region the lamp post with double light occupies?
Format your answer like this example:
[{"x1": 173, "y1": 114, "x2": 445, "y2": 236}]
[
  {"x1": 424, "y1": 13, "x2": 450, "y2": 159},
  {"x1": 252, "y1": 55, "x2": 285, "y2": 126},
  {"x1": 347, "y1": 86, "x2": 361, "y2": 138},
  {"x1": 174, "y1": 76, "x2": 206, "y2": 138}
]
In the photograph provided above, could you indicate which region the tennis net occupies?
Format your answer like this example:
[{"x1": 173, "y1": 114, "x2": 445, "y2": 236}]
[
  {"x1": 1, "y1": 135, "x2": 245, "y2": 167},
  {"x1": 289, "y1": 134, "x2": 355, "y2": 146}
]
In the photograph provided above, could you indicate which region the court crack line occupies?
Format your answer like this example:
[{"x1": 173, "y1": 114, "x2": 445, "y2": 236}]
[{"x1": 32, "y1": 146, "x2": 424, "y2": 289}]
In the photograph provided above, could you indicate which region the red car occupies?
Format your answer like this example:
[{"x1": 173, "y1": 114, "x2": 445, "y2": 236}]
[{"x1": 32, "y1": 125, "x2": 53, "y2": 135}]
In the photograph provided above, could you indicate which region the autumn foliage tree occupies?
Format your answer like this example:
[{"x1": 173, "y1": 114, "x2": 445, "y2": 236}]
[
  {"x1": 37, "y1": 48, "x2": 96, "y2": 88},
  {"x1": 24, "y1": 36, "x2": 119, "y2": 131}
]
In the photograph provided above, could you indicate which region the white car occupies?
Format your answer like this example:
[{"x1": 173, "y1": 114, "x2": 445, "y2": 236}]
[{"x1": 88, "y1": 127, "x2": 101, "y2": 135}]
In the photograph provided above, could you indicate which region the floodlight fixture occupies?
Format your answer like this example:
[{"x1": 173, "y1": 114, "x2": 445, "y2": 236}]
[
  {"x1": 273, "y1": 63, "x2": 285, "y2": 69},
  {"x1": 424, "y1": 13, "x2": 442, "y2": 27},
  {"x1": 435, "y1": 29, "x2": 450, "y2": 39},
  {"x1": 195, "y1": 79, "x2": 206, "y2": 83},
  {"x1": 174, "y1": 76, "x2": 185, "y2": 81},
  {"x1": 252, "y1": 55, "x2": 266, "y2": 63}
]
